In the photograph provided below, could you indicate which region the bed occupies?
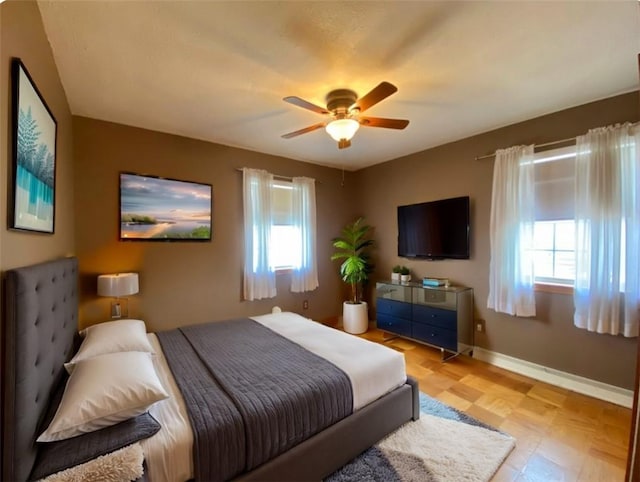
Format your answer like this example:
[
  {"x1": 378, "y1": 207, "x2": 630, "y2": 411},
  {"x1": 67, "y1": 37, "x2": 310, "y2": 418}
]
[{"x1": 2, "y1": 257, "x2": 419, "y2": 481}]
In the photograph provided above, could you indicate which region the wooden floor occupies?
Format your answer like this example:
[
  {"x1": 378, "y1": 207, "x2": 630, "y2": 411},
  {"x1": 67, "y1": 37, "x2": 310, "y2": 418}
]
[{"x1": 357, "y1": 326, "x2": 632, "y2": 481}]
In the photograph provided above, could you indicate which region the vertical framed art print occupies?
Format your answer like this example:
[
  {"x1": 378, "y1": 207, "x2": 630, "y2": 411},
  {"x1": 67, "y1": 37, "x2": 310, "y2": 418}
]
[{"x1": 11, "y1": 58, "x2": 57, "y2": 234}]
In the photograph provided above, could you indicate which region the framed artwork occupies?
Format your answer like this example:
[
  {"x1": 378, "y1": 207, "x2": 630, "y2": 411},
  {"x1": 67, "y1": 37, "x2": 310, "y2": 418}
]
[
  {"x1": 119, "y1": 172, "x2": 212, "y2": 241},
  {"x1": 11, "y1": 59, "x2": 57, "y2": 233}
]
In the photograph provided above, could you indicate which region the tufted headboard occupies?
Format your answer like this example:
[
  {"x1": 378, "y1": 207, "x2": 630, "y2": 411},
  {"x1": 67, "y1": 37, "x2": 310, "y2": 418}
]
[{"x1": 3, "y1": 257, "x2": 78, "y2": 482}]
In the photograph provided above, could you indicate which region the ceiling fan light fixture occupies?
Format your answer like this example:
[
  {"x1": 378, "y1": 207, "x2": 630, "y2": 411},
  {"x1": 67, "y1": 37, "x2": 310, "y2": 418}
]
[
  {"x1": 282, "y1": 82, "x2": 407, "y2": 145},
  {"x1": 325, "y1": 118, "x2": 360, "y2": 143}
]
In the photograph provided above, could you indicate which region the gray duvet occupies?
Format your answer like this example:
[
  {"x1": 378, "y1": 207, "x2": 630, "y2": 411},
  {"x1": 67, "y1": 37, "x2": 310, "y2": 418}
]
[{"x1": 157, "y1": 318, "x2": 353, "y2": 482}]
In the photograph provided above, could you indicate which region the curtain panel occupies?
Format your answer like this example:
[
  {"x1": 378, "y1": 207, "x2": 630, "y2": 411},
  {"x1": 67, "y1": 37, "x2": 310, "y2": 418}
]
[
  {"x1": 243, "y1": 168, "x2": 276, "y2": 301},
  {"x1": 487, "y1": 145, "x2": 537, "y2": 317},
  {"x1": 574, "y1": 123, "x2": 640, "y2": 337},
  {"x1": 290, "y1": 177, "x2": 319, "y2": 293}
]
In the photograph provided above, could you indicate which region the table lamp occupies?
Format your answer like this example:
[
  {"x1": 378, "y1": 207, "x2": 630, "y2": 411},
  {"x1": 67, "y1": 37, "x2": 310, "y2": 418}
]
[{"x1": 97, "y1": 272, "x2": 139, "y2": 319}]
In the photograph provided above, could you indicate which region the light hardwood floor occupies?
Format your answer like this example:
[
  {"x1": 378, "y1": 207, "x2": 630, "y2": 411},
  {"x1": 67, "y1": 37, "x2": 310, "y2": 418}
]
[{"x1": 357, "y1": 326, "x2": 631, "y2": 481}]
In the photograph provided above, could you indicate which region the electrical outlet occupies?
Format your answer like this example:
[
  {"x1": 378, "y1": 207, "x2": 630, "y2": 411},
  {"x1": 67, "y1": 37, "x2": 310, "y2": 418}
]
[
  {"x1": 303, "y1": 300, "x2": 309, "y2": 310},
  {"x1": 476, "y1": 319, "x2": 485, "y2": 332}
]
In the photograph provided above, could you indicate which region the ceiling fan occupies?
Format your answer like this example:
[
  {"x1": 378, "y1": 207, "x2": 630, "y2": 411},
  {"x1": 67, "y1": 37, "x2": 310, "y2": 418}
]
[{"x1": 281, "y1": 82, "x2": 409, "y2": 149}]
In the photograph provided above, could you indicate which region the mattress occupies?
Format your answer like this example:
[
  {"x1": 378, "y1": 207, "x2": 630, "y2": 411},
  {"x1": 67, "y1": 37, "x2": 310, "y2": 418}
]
[
  {"x1": 141, "y1": 312, "x2": 407, "y2": 482},
  {"x1": 251, "y1": 312, "x2": 407, "y2": 410}
]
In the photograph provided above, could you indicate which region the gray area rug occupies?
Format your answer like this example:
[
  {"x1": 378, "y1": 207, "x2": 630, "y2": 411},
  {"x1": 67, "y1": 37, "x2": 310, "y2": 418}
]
[{"x1": 325, "y1": 393, "x2": 515, "y2": 482}]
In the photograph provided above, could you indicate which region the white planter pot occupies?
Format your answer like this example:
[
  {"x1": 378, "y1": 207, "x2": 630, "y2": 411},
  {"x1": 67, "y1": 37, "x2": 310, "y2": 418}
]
[
  {"x1": 391, "y1": 273, "x2": 401, "y2": 282},
  {"x1": 342, "y1": 301, "x2": 369, "y2": 334},
  {"x1": 400, "y1": 274, "x2": 411, "y2": 283}
]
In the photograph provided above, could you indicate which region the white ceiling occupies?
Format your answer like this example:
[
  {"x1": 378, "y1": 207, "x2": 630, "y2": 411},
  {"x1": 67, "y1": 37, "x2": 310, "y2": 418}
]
[{"x1": 37, "y1": 1, "x2": 639, "y2": 171}]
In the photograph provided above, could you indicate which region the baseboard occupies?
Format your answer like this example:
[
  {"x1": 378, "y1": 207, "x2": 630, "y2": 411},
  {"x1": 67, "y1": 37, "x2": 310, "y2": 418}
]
[{"x1": 473, "y1": 347, "x2": 634, "y2": 408}]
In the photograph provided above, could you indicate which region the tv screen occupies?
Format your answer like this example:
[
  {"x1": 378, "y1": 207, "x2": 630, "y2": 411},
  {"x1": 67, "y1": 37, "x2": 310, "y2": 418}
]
[
  {"x1": 120, "y1": 172, "x2": 212, "y2": 241},
  {"x1": 397, "y1": 196, "x2": 470, "y2": 259}
]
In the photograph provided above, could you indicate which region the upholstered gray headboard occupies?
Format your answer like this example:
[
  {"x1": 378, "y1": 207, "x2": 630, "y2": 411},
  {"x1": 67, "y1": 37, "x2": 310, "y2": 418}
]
[{"x1": 3, "y1": 257, "x2": 78, "y2": 482}]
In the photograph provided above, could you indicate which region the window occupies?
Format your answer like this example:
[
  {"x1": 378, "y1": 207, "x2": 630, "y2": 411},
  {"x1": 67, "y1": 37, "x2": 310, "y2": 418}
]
[
  {"x1": 533, "y1": 146, "x2": 576, "y2": 286},
  {"x1": 489, "y1": 124, "x2": 638, "y2": 330},
  {"x1": 270, "y1": 181, "x2": 301, "y2": 271},
  {"x1": 243, "y1": 168, "x2": 318, "y2": 300},
  {"x1": 533, "y1": 220, "x2": 575, "y2": 284}
]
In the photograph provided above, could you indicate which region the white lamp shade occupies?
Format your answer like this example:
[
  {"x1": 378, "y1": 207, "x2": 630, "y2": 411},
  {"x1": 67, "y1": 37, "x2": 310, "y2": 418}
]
[
  {"x1": 97, "y1": 273, "x2": 139, "y2": 297},
  {"x1": 325, "y1": 119, "x2": 360, "y2": 142}
]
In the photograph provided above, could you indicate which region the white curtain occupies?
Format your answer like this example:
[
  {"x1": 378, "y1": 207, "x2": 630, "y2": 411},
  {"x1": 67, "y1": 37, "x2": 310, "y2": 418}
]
[
  {"x1": 243, "y1": 168, "x2": 276, "y2": 300},
  {"x1": 290, "y1": 177, "x2": 319, "y2": 292},
  {"x1": 574, "y1": 123, "x2": 640, "y2": 337},
  {"x1": 488, "y1": 145, "x2": 536, "y2": 316}
]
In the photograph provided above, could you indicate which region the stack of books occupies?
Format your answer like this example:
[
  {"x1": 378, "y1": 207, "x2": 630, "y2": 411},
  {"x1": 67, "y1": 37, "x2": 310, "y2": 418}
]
[{"x1": 423, "y1": 278, "x2": 447, "y2": 287}]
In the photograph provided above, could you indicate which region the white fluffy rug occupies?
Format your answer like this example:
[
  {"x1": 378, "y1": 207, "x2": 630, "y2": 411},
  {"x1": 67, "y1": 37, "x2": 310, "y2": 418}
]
[
  {"x1": 41, "y1": 443, "x2": 144, "y2": 482},
  {"x1": 379, "y1": 414, "x2": 515, "y2": 481},
  {"x1": 327, "y1": 395, "x2": 515, "y2": 482}
]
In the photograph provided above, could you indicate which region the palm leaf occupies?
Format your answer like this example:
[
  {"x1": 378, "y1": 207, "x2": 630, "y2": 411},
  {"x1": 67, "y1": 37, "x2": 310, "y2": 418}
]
[
  {"x1": 355, "y1": 239, "x2": 374, "y2": 251},
  {"x1": 330, "y1": 253, "x2": 350, "y2": 261},
  {"x1": 332, "y1": 239, "x2": 352, "y2": 251}
]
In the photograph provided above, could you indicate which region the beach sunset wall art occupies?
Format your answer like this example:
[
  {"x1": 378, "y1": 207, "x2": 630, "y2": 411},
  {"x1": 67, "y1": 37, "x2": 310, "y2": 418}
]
[{"x1": 120, "y1": 173, "x2": 212, "y2": 241}]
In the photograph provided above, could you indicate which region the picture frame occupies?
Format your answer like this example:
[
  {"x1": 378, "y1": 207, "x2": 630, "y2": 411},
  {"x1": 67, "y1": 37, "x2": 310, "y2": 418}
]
[
  {"x1": 10, "y1": 58, "x2": 57, "y2": 234},
  {"x1": 119, "y1": 172, "x2": 213, "y2": 241}
]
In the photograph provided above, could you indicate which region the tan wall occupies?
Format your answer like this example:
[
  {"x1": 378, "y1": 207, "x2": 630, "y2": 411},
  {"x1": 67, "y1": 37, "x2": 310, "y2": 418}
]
[
  {"x1": 73, "y1": 117, "x2": 357, "y2": 331},
  {"x1": 355, "y1": 91, "x2": 639, "y2": 390},
  {"x1": 0, "y1": 0, "x2": 75, "y2": 270}
]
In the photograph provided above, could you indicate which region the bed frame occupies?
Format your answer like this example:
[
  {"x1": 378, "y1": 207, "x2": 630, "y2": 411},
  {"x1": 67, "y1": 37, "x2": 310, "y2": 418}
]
[{"x1": 2, "y1": 257, "x2": 419, "y2": 481}]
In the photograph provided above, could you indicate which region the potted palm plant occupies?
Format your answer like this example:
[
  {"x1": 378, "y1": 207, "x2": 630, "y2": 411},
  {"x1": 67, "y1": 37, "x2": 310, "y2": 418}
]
[{"x1": 331, "y1": 217, "x2": 374, "y2": 334}]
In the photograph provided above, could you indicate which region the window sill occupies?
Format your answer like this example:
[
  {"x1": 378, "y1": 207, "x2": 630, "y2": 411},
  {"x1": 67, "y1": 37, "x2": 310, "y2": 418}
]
[
  {"x1": 535, "y1": 282, "x2": 573, "y2": 295},
  {"x1": 275, "y1": 268, "x2": 292, "y2": 275}
]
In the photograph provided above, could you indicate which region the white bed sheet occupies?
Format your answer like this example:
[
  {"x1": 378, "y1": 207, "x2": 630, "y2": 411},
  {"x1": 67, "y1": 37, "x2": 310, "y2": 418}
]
[
  {"x1": 140, "y1": 334, "x2": 193, "y2": 482},
  {"x1": 143, "y1": 312, "x2": 407, "y2": 481}
]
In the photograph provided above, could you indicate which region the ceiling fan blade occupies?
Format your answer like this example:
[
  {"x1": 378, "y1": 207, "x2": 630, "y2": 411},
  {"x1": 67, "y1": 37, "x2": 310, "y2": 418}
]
[
  {"x1": 355, "y1": 82, "x2": 398, "y2": 112},
  {"x1": 283, "y1": 96, "x2": 329, "y2": 114},
  {"x1": 281, "y1": 122, "x2": 326, "y2": 139},
  {"x1": 359, "y1": 116, "x2": 409, "y2": 129}
]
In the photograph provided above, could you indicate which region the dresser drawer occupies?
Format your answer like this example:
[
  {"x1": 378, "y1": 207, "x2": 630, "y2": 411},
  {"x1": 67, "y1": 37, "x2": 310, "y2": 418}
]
[
  {"x1": 412, "y1": 323, "x2": 457, "y2": 351},
  {"x1": 376, "y1": 298, "x2": 412, "y2": 319},
  {"x1": 376, "y1": 314, "x2": 412, "y2": 338},
  {"x1": 412, "y1": 304, "x2": 457, "y2": 330}
]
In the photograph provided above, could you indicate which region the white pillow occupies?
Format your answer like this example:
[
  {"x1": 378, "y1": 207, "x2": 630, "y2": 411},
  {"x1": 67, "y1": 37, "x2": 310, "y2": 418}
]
[
  {"x1": 38, "y1": 351, "x2": 169, "y2": 442},
  {"x1": 65, "y1": 319, "x2": 155, "y2": 373}
]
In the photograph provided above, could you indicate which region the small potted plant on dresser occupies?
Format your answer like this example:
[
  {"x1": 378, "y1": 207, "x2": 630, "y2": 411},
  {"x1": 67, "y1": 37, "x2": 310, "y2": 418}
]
[
  {"x1": 331, "y1": 217, "x2": 374, "y2": 334},
  {"x1": 391, "y1": 265, "x2": 402, "y2": 282},
  {"x1": 400, "y1": 266, "x2": 411, "y2": 283}
]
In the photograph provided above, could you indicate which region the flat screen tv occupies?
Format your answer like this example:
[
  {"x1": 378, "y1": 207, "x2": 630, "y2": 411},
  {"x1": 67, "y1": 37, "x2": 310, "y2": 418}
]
[
  {"x1": 397, "y1": 196, "x2": 470, "y2": 259},
  {"x1": 120, "y1": 172, "x2": 212, "y2": 241}
]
